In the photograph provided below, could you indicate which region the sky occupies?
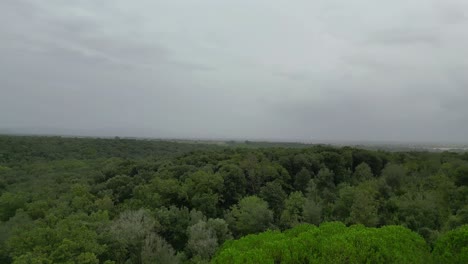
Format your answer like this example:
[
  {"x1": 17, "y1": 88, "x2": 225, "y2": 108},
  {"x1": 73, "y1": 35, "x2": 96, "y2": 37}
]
[{"x1": 1, "y1": 0, "x2": 468, "y2": 143}]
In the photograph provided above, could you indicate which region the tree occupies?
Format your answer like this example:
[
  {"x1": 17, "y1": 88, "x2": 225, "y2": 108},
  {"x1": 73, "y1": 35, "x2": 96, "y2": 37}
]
[
  {"x1": 259, "y1": 181, "x2": 287, "y2": 220},
  {"x1": 352, "y1": 150, "x2": 384, "y2": 176},
  {"x1": 186, "y1": 220, "x2": 218, "y2": 261},
  {"x1": 109, "y1": 209, "x2": 157, "y2": 263},
  {"x1": 347, "y1": 182, "x2": 379, "y2": 227},
  {"x1": 154, "y1": 206, "x2": 191, "y2": 251},
  {"x1": 206, "y1": 218, "x2": 232, "y2": 245},
  {"x1": 105, "y1": 175, "x2": 135, "y2": 203},
  {"x1": 454, "y1": 165, "x2": 468, "y2": 187},
  {"x1": 432, "y1": 225, "x2": 468, "y2": 263},
  {"x1": 141, "y1": 233, "x2": 180, "y2": 264},
  {"x1": 185, "y1": 170, "x2": 223, "y2": 217},
  {"x1": 333, "y1": 185, "x2": 355, "y2": 221},
  {"x1": 226, "y1": 196, "x2": 273, "y2": 237},
  {"x1": 7, "y1": 213, "x2": 107, "y2": 264},
  {"x1": 302, "y1": 199, "x2": 322, "y2": 225},
  {"x1": 294, "y1": 168, "x2": 312, "y2": 193},
  {"x1": 321, "y1": 151, "x2": 347, "y2": 183},
  {"x1": 217, "y1": 165, "x2": 246, "y2": 207},
  {"x1": 212, "y1": 223, "x2": 432, "y2": 264},
  {"x1": 0, "y1": 210, "x2": 32, "y2": 263},
  {"x1": 280, "y1": 192, "x2": 306, "y2": 228},
  {"x1": 381, "y1": 164, "x2": 406, "y2": 192},
  {"x1": 352, "y1": 162, "x2": 373, "y2": 185},
  {"x1": 315, "y1": 168, "x2": 335, "y2": 191},
  {"x1": 292, "y1": 154, "x2": 311, "y2": 175},
  {"x1": 0, "y1": 192, "x2": 26, "y2": 222}
]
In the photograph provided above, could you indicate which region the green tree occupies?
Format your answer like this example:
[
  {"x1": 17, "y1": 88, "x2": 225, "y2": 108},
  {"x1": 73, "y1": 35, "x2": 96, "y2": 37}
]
[
  {"x1": 141, "y1": 232, "x2": 180, "y2": 264},
  {"x1": 186, "y1": 220, "x2": 218, "y2": 261},
  {"x1": 0, "y1": 192, "x2": 27, "y2": 222},
  {"x1": 294, "y1": 168, "x2": 312, "y2": 193},
  {"x1": 259, "y1": 181, "x2": 287, "y2": 220},
  {"x1": 109, "y1": 209, "x2": 157, "y2": 263},
  {"x1": 315, "y1": 168, "x2": 335, "y2": 191},
  {"x1": 185, "y1": 170, "x2": 223, "y2": 217},
  {"x1": 382, "y1": 164, "x2": 406, "y2": 192},
  {"x1": 347, "y1": 182, "x2": 379, "y2": 227},
  {"x1": 212, "y1": 223, "x2": 431, "y2": 264},
  {"x1": 352, "y1": 162, "x2": 373, "y2": 185},
  {"x1": 432, "y1": 225, "x2": 468, "y2": 263},
  {"x1": 155, "y1": 206, "x2": 191, "y2": 251},
  {"x1": 226, "y1": 196, "x2": 273, "y2": 237},
  {"x1": 217, "y1": 165, "x2": 246, "y2": 207},
  {"x1": 302, "y1": 198, "x2": 322, "y2": 225},
  {"x1": 280, "y1": 192, "x2": 306, "y2": 228}
]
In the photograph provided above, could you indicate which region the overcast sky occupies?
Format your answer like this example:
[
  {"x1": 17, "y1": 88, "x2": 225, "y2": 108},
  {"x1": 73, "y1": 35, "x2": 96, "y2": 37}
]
[{"x1": 1, "y1": 0, "x2": 468, "y2": 142}]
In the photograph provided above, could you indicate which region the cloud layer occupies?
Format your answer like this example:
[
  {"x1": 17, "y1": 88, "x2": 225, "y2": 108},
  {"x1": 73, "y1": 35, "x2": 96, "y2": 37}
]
[{"x1": 1, "y1": 0, "x2": 468, "y2": 142}]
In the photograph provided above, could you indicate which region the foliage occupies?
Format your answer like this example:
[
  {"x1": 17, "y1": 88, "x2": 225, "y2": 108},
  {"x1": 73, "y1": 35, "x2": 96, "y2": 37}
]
[
  {"x1": 0, "y1": 135, "x2": 466, "y2": 263},
  {"x1": 212, "y1": 222, "x2": 431, "y2": 264},
  {"x1": 432, "y1": 225, "x2": 468, "y2": 263}
]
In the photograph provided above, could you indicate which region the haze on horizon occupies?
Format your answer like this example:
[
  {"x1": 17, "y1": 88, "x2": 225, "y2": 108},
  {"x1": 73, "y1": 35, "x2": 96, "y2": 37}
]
[{"x1": 1, "y1": 0, "x2": 468, "y2": 143}]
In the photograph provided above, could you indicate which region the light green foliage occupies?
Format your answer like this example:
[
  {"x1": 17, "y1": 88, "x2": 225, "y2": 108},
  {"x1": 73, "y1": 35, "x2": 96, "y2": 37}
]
[
  {"x1": 432, "y1": 225, "x2": 468, "y2": 263},
  {"x1": 212, "y1": 222, "x2": 431, "y2": 264}
]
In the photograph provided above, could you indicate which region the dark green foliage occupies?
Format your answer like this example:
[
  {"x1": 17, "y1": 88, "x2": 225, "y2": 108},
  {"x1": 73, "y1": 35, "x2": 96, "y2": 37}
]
[
  {"x1": 293, "y1": 167, "x2": 312, "y2": 193},
  {"x1": 352, "y1": 149, "x2": 384, "y2": 176},
  {"x1": 217, "y1": 164, "x2": 246, "y2": 207},
  {"x1": 259, "y1": 181, "x2": 287, "y2": 219},
  {"x1": 0, "y1": 192, "x2": 26, "y2": 221},
  {"x1": 351, "y1": 162, "x2": 373, "y2": 184}
]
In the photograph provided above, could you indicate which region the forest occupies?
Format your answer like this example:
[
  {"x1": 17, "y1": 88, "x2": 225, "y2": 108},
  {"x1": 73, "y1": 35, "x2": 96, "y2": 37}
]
[{"x1": 0, "y1": 135, "x2": 467, "y2": 263}]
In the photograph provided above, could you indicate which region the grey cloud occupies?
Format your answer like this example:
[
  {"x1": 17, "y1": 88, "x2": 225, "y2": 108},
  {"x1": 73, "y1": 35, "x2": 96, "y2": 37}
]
[
  {"x1": 436, "y1": 2, "x2": 467, "y2": 24},
  {"x1": 366, "y1": 29, "x2": 440, "y2": 46},
  {"x1": 1, "y1": 0, "x2": 468, "y2": 143},
  {"x1": 273, "y1": 71, "x2": 311, "y2": 81}
]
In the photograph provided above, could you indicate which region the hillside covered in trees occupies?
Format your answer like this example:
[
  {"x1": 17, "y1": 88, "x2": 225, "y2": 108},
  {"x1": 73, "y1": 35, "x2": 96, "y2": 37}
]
[{"x1": 0, "y1": 135, "x2": 467, "y2": 263}]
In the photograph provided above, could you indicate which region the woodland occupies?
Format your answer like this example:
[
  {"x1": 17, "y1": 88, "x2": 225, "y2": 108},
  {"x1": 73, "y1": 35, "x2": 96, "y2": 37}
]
[{"x1": 0, "y1": 135, "x2": 467, "y2": 263}]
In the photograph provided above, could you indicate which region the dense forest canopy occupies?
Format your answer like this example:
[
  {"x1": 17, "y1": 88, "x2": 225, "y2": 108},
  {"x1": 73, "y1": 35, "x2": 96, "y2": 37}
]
[{"x1": 0, "y1": 135, "x2": 467, "y2": 263}]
